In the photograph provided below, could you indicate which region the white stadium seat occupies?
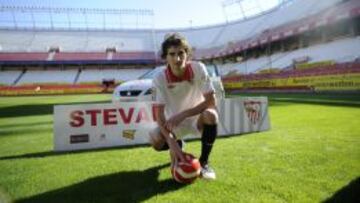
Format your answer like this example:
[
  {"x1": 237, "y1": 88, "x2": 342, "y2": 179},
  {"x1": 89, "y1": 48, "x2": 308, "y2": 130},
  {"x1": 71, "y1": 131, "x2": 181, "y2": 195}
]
[
  {"x1": 0, "y1": 0, "x2": 358, "y2": 86},
  {"x1": 0, "y1": 0, "x2": 349, "y2": 52},
  {"x1": 219, "y1": 37, "x2": 360, "y2": 75},
  {"x1": 76, "y1": 68, "x2": 151, "y2": 83},
  {"x1": 0, "y1": 70, "x2": 22, "y2": 85},
  {"x1": 16, "y1": 70, "x2": 78, "y2": 85}
]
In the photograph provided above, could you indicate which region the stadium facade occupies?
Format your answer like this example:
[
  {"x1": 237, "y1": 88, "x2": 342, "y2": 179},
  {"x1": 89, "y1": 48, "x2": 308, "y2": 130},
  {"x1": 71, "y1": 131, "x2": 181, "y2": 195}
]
[{"x1": 0, "y1": 0, "x2": 359, "y2": 94}]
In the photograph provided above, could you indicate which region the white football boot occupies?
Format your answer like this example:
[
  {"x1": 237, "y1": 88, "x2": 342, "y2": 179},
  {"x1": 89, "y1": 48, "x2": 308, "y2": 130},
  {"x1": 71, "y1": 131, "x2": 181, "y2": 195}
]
[{"x1": 200, "y1": 164, "x2": 216, "y2": 180}]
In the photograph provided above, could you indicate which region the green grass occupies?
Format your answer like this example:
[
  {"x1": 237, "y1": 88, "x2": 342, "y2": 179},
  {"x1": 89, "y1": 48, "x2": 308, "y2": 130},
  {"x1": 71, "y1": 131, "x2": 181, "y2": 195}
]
[{"x1": 0, "y1": 94, "x2": 359, "y2": 203}]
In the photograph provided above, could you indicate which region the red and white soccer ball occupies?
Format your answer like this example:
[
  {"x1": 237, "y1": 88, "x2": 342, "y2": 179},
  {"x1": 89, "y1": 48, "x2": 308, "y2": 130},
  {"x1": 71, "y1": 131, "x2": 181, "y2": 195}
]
[{"x1": 171, "y1": 153, "x2": 201, "y2": 184}]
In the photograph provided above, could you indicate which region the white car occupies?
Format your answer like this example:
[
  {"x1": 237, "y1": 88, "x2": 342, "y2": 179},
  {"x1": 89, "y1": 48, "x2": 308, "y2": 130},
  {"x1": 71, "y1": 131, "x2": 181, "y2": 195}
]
[{"x1": 112, "y1": 64, "x2": 225, "y2": 102}]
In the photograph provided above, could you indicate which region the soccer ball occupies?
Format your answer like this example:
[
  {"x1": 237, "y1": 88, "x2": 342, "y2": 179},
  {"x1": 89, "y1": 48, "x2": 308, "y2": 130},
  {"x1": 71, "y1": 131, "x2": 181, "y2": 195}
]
[{"x1": 171, "y1": 153, "x2": 201, "y2": 183}]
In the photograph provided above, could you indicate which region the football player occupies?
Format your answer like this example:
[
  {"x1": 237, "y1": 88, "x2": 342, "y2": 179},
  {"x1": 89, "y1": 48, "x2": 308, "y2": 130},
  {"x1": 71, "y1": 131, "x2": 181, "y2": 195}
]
[{"x1": 149, "y1": 33, "x2": 218, "y2": 180}]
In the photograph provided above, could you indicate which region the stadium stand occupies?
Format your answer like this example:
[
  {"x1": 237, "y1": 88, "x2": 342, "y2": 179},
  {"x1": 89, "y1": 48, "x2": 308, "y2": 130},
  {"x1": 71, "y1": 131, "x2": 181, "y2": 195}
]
[
  {"x1": 192, "y1": 0, "x2": 359, "y2": 59},
  {"x1": 1, "y1": 0, "x2": 356, "y2": 54},
  {"x1": 0, "y1": 0, "x2": 359, "y2": 95},
  {"x1": 16, "y1": 70, "x2": 78, "y2": 85},
  {"x1": 0, "y1": 52, "x2": 48, "y2": 61},
  {"x1": 0, "y1": 70, "x2": 22, "y2": 85},
  {"x1": 77, "y1": 68, "x2": 150, "y2": 84},
  {"x1": 0, "y1": 30, "x2": 156, "y2": 52},
  {"x1": 218, "y1": 37, "x2": 360, "y2": 75},
  {"x1": 53, "y1": 52, "x2": 107, "y2": 61}
]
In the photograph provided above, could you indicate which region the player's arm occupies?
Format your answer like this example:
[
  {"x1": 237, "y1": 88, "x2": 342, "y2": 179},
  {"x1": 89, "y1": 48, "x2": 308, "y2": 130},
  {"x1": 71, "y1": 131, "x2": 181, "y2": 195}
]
[
  {"x1": 183, "y1": 90, "x2": 216, "y2": 116},
  {"x1": 164, "y1": 90, "x2": 215, "y2": 131},
  {"x1": 152, "y1": 77, "x2": 180, "y2": 148},
  {"x1": 154, "y1": 104, "x2": 171, "y2": 138},
  {"x1": 154, "y1": 104, "x2": 185, "y2": 162}
]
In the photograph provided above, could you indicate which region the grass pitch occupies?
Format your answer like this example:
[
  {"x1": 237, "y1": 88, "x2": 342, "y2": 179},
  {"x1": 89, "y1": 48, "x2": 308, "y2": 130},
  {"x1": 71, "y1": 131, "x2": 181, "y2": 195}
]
[{"x1": 0, "y1": 93, "x2": 359, "y2": 203}]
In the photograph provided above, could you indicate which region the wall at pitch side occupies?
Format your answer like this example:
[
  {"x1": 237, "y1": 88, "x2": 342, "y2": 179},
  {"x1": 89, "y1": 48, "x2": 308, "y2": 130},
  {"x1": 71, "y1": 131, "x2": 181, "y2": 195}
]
[
  {"x1": 223, "y1": 73, "x2": 360, "y2": 91},
  {"x1": 53, "y1": 97, "x2": 270, "y2": 151}
]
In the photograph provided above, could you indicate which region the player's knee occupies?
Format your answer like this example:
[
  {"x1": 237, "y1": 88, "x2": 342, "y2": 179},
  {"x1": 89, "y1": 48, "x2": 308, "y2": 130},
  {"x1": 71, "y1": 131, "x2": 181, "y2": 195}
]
[
  {"x1": 149, "y1": 130, "x2": 166, "y2": 151},
  {"x1": 202, "y1": 108, "x2": 218, "y2": 125}
]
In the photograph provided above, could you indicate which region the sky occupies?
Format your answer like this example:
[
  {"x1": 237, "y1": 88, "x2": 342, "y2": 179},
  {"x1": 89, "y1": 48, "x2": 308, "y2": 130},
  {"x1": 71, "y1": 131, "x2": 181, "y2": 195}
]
[{"x1": 0, "y1": 0, "x2": 281, "y2": 29}]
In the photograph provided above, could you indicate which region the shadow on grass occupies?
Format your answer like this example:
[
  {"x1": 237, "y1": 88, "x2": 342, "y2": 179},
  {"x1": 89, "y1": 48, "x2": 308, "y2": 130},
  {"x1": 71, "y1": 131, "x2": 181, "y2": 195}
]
[
  {"x1": 322, "y1": 177, "x2": 360, "y2": 203},
  {"x1": 0, "y1": 143, "x2": 151, "y2": 160},
  {"x1": 0, "y1": 130, "x2": 260, "y2": 160},
  {"x1": 16, "y1": 163, "x2": 187, "y2": 203},
  {"x1": 0, "y1": 129, "x2": 49, "y2": 137},
  {"x1": 0, "y1": 100, "x2": 109, "y2": 118},
  {"x1": 0, "y1": 121, "x2": 52, "y2": 129},
  {"x1": 0, "y1": 132, "x2": 254, "y2": 161},
  {"x1": 0, "y1": 104, "x2": 54, "y2": 118}
]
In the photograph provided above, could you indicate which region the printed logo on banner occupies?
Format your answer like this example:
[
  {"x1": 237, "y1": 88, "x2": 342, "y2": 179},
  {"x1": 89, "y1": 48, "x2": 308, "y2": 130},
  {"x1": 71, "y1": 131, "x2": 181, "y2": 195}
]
[
  {"x1": 122, "y1": 130, "x2": 136, "y2": 140},
  {"x1": 97, "y1": 133, "x2": 106, "y2": 141},
  {"x1": 70, "y1": 134, "x2": 89, "y2": 144},
  {"x1": 54, "y1": 97, "x2": 270, "y2": 151},
  {"x1": 69, "y1": 105, "x2": 157, "y2": 127},
  {"x1": 244, "y1": 101, "x2": 261, "y2": 124}
]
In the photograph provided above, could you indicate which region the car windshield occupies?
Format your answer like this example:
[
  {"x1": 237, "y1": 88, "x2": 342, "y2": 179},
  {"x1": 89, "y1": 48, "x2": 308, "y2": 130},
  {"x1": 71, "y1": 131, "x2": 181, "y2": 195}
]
[
  {"x1": 139, "y1": 67, "x2": 164, "y2": 79},
  {"x1": 206, "y1": 64, "x2": 218, "y2": 77}
]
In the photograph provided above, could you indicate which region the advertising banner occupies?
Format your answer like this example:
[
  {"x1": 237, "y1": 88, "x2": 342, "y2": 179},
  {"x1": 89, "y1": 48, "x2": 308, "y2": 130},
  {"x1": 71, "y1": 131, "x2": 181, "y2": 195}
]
[{"x1": 54, "y1": 97, "x2": 270, "y2": 151}]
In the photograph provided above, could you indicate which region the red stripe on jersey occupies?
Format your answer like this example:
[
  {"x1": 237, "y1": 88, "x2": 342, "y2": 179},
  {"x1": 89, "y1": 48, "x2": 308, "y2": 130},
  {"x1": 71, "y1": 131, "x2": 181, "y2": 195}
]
[{"x1": 165, "y1": 63, "x2": 194, "y2": 83}]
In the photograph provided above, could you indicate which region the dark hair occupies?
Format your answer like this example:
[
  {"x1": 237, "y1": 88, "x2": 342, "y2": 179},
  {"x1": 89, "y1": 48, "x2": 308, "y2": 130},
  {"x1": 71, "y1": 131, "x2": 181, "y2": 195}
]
[{"x1": 161, "y1": 33, "x2": 192, "y2": 59}]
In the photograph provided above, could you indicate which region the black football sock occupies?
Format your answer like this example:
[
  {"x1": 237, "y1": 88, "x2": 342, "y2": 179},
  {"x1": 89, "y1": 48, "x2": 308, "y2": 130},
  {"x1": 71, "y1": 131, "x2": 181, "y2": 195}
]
[
  {"x1": 159, "y1": 139, "x2": 183, "y2": 151},
  {"x1": 177, "y1": 139, "x2": 184, "y2": 149},
  {"x1": 199, "y1": 124, "x2": 217, "y2": 166}
]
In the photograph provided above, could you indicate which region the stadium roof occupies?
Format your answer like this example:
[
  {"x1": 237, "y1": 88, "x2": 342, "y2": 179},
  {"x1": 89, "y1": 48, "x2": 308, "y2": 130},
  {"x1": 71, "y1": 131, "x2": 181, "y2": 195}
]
[{"x1": 0, "y1": 0, "x2": 288, "y2": 30}]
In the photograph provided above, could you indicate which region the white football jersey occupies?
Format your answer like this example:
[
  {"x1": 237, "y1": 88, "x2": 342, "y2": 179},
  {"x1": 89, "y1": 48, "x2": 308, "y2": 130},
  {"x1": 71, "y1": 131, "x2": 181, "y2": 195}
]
[{"x1": 152, "y1": 61, "x2": 215, "y2": 119}]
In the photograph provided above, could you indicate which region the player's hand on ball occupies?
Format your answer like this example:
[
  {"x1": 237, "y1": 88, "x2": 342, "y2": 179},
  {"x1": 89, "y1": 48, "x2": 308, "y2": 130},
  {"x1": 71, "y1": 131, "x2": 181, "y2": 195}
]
[
  {"x1": 171, "y1": 153, "x2": 201, "y2": 184},
  {"x1": 168, "y1": 140, "x2": 185, "y2": 163}
]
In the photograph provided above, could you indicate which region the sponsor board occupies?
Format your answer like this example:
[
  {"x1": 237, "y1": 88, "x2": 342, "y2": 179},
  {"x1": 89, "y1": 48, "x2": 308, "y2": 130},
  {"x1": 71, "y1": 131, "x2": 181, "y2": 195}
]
[
  {"x1": 54, "y1": 97, "x2": 270, "y2": 151},
  {"x1": 223, "y1": 73, "x2": 360, "y2": 91}
]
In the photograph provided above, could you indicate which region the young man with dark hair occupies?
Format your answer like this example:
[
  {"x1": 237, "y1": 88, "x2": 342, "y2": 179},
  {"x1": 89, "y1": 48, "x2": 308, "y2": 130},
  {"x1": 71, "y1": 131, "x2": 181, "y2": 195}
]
[{"x1": 149, "y1": 33, "x2": 218, "y2": 180}]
